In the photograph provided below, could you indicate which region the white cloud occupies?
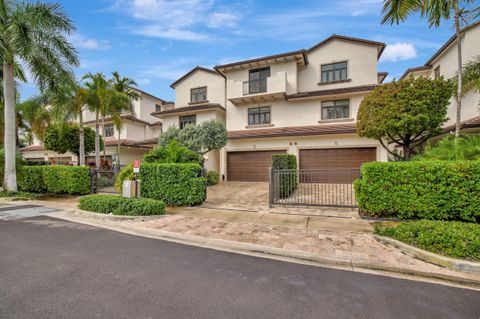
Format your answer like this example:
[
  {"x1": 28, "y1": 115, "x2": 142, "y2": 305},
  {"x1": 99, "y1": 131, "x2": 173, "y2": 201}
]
[
  {"x1": 70, "y1": 34, "x2": 111, "y2": 50},
  {"x1": 140, "y1": 57, "x2": 197, "y2": 81},
  {"x1": 381, "y1": 42, "x2": 417, "y2": 62},
  {"x1": 111, "y1": 0, "x2": 242, "y2": 41}
]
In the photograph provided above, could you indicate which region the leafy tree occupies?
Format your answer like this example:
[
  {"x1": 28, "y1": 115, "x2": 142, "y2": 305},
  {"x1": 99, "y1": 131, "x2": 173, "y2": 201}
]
[
  {"x1": 158, "y1": 120, "x2": 227, "y2": 155},
  {"x1": 0, "y1": 1, "x2": 79, "y2": 191},
  {"x1": 415, "y1": 134, "x2": 480, "y2": 160},
  {"x1": 44, "y1": 123, "x2": 103, "y2": 159},
  {"x1": 357, "y1": 78, "x2": 453, "y2": 161},
  {"x1": 381, "y1": 0, "x2": 479, "y2": 138}
]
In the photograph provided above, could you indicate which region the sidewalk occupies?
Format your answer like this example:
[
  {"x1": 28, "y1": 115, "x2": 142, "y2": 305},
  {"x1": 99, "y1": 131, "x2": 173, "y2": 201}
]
[{"x1": 47, "y1": 205, "x2": 480, "y2": 289}]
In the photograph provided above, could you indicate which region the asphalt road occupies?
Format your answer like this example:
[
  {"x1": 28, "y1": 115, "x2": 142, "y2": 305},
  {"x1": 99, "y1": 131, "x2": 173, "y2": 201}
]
[{"x1": 0, "y1": 216, "x2": 479, "y2": 319}]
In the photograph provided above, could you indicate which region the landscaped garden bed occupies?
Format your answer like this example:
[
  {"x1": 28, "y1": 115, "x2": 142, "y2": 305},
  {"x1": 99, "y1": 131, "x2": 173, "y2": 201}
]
[
  {"x1": 79, "y1": 194, "x2": 165, "y2": 216},
  {"x1": 375, "y1": 220, "x2": 480, "y2": 261}
]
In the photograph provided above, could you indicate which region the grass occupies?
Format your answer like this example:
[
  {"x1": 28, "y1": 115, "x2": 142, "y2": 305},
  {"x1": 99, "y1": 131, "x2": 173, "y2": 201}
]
[
  {"x1": 0, "y1": 190, "x2": 38, "y2": 200},
  {"x1": 375, "y1": 220, "x2": 480, "y2": 261}
]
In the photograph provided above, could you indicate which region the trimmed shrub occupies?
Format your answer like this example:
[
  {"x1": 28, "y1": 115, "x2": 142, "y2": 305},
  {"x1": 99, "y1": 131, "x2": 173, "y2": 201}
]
[
  {"x1": 139, "y1": 163, "x2": 206, "y2": 206},
  {"x1": 375, "y1": 220, "x2": 480, "y2": 260},
  {"x1": 18, "y1": 166, "x2": 91, "y2": 195},
  {"x1": 144, "y1": 141, "x2": 202, "y2": 165},
  {"x1": 354, "y1": 161, "x2": 480, "y2": 222},
  {"x1": 272, "y1": 154, "x2": 298, "y2": 198},
  {"x1": 115, "y1": 163, "x2": 134, "y2": 192},
  {"x1": 78, "y1": 194, "x2": 165, "y2": 216},
  {"x1": 206, "y1": 171, "x2": 219, "y2": 186}
]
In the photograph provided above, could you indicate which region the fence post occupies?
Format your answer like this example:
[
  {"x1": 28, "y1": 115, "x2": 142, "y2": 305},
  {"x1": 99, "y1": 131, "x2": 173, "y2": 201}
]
[
  {"x1": 90, "y1": 168, "x2": 96, "y2": 194},
  {"x1": 268, "y1": 167, "x2": 274, "y2": 208}
]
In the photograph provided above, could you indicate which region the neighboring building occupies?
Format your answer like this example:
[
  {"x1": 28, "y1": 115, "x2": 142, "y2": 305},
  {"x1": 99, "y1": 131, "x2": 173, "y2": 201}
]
[
  {"x1": 155, "y1": 35, "x2": 389, "y2": 182},
  {"x1": 19, "y1": 88, "x2": 172, "y2": 166},
  {"x1": 401, "y1": 21, "x2": 480, "y2": 134}
]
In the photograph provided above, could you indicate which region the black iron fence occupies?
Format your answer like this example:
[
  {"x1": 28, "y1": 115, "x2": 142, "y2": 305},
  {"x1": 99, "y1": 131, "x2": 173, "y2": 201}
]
[
  {"x1": 91, "y1": 167, "x2": 124, "y2": 194},
  {"x1": 269, "y1": 168, "x2": 360, "y2": 208}
]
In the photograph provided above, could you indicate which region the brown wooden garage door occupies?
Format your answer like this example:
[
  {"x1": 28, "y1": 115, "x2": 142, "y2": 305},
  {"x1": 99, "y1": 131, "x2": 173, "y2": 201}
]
[
  {"x1": 299, "y1": 148, "x2": 376, "y2": 183},
  {"x1": 227, "y1": 150, "x2": 286, "y2": 182}
]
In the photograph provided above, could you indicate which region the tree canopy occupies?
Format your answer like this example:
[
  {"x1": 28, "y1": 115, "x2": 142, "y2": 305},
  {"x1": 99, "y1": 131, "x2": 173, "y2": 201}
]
[
  {"x1": 159, "y1": 120, "x2": 227, "y2": 155},
  {"x1": 44, "y1": 123, "x2": 103, "y2": 157},
  {"x1": 357, "y1": 77, "x2": 453, "y2": 160}
]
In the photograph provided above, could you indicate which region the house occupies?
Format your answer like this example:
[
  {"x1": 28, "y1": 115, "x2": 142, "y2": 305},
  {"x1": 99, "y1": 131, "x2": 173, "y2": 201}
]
[
  {"x1": 154, "y1": 34, "x2": 389, "y2": 182},
  {"x1": 19, "y1": 88, "x2": 172, "y2": 166},
  {"x1": 400, "y1": 21, "x2": 480, "y2": 135}
]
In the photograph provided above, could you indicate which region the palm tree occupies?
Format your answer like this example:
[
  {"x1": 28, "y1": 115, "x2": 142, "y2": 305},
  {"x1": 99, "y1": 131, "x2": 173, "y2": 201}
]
[
  {"x1": 111, "y1": 72, "x2": 141, "y2": 165},
  {"x1": 0, "y1": 1, "x2": 79, "y2": 191},
  {"x1": 49, "y1": 81, "x2": 89, "y2": 165},
  {"x1": 461, "y1": 56, "x2": 480, "y2": 99},
  {"x1": 381, "y1": 0, "x2": 479, "y2": 138},
  {"x1": 82, "y1": 72, "x2": 109, "y2": 168},
  {"x1": 17, "y1": 95, "x2": 52, "y2": 143}
]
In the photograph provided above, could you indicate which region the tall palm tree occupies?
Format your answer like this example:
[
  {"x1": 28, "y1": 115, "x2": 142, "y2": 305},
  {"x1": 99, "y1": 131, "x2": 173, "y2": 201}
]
[
  {"x1": 16, "y1": 95, "x2": 52, "y2": 143},
  {"x1": 461, "y1": 56, "x2": 480, "y2": 99},
  {"x1": 111, "y1": 71, "x2": 141, "y2": 165},
  {"x1": 0, "y1": 1, "x2": 79, "y2": 191},
  {"x1": 82, "y1": 72, "x2": 109, "y2": 168},
  {"x1": 381, "y1": 0, "x2": 479, "y2": 138},
  {"x1": 49, "y1": 81, "x2": 89, "y2": 165}
]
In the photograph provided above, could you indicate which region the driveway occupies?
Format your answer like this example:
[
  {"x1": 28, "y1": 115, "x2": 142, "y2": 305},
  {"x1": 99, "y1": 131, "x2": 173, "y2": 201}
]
[{"x1": 1, "y1": 216, "x2": 479, "y2": 319}]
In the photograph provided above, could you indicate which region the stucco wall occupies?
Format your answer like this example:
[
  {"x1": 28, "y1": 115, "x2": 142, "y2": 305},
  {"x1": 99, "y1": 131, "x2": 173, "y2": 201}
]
[
  {"x1": 174, "y1": 70, "x2": 225, "y2": 108},
  {"x1": 162, "y1": 110, "x2": 225, "y2": 130}
]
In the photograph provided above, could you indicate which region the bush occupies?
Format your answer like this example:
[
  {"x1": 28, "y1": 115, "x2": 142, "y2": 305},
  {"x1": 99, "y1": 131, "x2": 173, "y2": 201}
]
[
  {"x1": 78, "y1": 194, "x2": 165, "y2": 216},
  {"x1": 415, "y1": 135, "x2": 480, "y2": 161},
  {"x1": 140, "y1": 163, "x2": 206, "y2": 206},
  {"x1": 354, "y1": 161, "x2": 480, "y2": 222},
  {"x1": 144, "y1": 141, "x2": 202, "y2": 165},
  {"x1": 272, "y1": 154, "x2": 297, "y2": 198},
  {"x1": 18, "y1": 166, "x2": 91, "y2": 195},
  {"x1": 0, "y1": 191, "x2": 37, "y2": 199},
  {"x1": 206, "y1": 171, "x2": 219, "y2": 186},
  {"x1": 115, "y1": 163, "x2": 134, "y2": 192},
  {"x1": 375, "y1": 220, "x2": 480, "y2": 260}
]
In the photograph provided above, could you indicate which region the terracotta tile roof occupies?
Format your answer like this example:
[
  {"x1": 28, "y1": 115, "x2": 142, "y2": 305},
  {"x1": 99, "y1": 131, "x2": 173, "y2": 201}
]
[
  {"x1": 151, "y1": 103, "x2": 226, "y2": 117},
  {"x1": 83, "y1": 114, "x2": 150, "y2": 125},
  {"x1": 228, "y1": 123, "x2": 357, "y2": 140},
  {"x1": 19, "y1": 145, "x2": 45, "y2": 152},
  {"x1": 286, "y1": 85, "x2": 376, "y2": 100},
  {"x1": 443, "y1": 116, "x2": 480, "y2": 133},
  {"x1": 134, "y1": 137, "x2": 158, "y2": 145},
  {"x1": 170, "y1": 66, "x2": 223, "y2": 88},
  {"x1": 104, "y1": 139, "x2": 152, "y2": 149}
]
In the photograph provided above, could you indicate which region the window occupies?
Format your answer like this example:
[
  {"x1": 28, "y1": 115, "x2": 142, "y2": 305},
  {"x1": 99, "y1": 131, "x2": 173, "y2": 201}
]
[
  {"x1": 179, "y1": 115, "x2": 196, "y2": 129},
  {"x1": 434, "y1": 66, "x2": 441, "y2": 80},
  {"x1": 190, "y1": 87, "x2": 207, "y2": 103},
  {"x1": 155, "y1": 104, "x2": 162, "y2": 112},
  {"x1": 248, "y1": 106, "x2": 271, "y2": 125},
  {"x1": 321, "y1": 100, "x2": 349, "y2": 120},
  {"x1": 104, "y1": 124, "x2": 114, "y2": 137},
  {"x1": 248, "y1": 67, "x2": 270, "y2": 93},
  {"x1": 321, "y1": 62, "x2": 348, "y2": 83}
]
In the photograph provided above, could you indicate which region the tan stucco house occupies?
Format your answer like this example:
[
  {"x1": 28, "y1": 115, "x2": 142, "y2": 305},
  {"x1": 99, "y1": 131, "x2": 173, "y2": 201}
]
[
  {"x1": 401, "y1": 21, "x2": 480, "y2": 135},
  {"x1": 153, "y1": 35, "x2": 390, "y2": 182},
  {"x1": 19, "y1": 88, "x2": 172, "y2": 166}
]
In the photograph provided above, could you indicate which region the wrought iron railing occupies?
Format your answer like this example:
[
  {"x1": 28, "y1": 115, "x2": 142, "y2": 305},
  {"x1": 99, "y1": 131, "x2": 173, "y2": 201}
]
[{"x1": 243, "y1": 78, "x2": 267, "y2": 95}]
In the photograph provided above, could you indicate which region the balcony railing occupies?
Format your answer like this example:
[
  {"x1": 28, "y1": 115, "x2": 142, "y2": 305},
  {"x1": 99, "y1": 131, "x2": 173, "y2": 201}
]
[{"x1": 243, "y1": 78, "x2": 268, "y2": 95}]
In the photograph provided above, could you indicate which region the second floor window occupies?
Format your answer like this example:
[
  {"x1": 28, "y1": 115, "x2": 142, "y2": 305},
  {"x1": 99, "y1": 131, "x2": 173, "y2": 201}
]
[
  {"x1": 248, "y1": 106, "x2": 271, "y2": 125},
  {"x1": 191, "y1": 87, "x2": 207, "y2": 103},
  {"x1": 104, "y1": 124, "x2": 114, "y2": 137},
  {"x1": 180, "y1": 115, "x2": 196, "y2": 129},
  {"x1": 248, "y1": 67, "x2": 270, "y2": 94},
  {"x1": 321, "y1": 100, "x2": 349, "y2": 120},
  {"x1": 321, "y1": 62, "x2": 347, "y2": 83},
  {"x1": 155, "y1": 104, "x2": 162, "y2": 112},
  {"x1": 434, "y1": 66, "x2": 441, "y2": 79}
]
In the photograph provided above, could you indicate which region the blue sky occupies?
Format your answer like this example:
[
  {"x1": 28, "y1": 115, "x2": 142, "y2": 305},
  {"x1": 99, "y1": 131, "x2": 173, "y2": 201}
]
[{"x1": 20, "y1": 0, "x2": 462, "y2": 101}]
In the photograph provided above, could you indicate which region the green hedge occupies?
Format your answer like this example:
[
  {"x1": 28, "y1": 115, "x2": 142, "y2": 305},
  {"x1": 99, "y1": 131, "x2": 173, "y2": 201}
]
[
  {"x1": 18, "y1": 166, "x2": 91, "y2": 195},
  {"x1": 139, "y1": 163, "x2": 206, "y2": 206},
  {"x1": 206, "y1": 171, "x2": 219, "y2": 186},
  {"x1": 354, "y1": 161, "x2": 480, "y2": 222},
  {"x1": 375, "y1": 220, "x2": 480, "y2": 260},
  {"x1": 272, "y1": 154, "x2": 298, "y2": 198},
  {"x1": 79, "y1": 195, "x2": 165, "y2": 216}
]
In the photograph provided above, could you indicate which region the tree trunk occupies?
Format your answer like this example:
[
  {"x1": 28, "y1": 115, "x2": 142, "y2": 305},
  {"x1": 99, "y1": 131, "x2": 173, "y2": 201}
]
[
  {"x1": 101, "y1": 116, "x2": 106, "y2": 159},
  {"x1": 79, "y1": 111, "x2": 85, "y2": 166},
  {"x1": 3, "y1": 63, "x2": 17, "y2": 191},
  {"x1": 117, "y1": 128, "x2": 121, "y2": 166},
  {"x1": 454, "y1": 7, "x2": 463, "y2": 138},
  {"x1": 95, "y1": 111, "x2": 100, "y2": 168}
]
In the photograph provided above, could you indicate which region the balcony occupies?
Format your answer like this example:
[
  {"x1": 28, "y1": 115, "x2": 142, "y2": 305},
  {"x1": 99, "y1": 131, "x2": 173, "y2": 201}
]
[{"x1": 228, "y1": 71, "x2": 287, "y2": 105}]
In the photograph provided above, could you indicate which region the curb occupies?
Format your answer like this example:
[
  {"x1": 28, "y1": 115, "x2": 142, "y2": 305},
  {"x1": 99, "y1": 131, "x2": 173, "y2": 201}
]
[
  {"x1": 49, "y1": 210, "x2": 480, "y2": 289},
  {"x1": 71, "y1": 208, "x2": 167, "y2": 222},
  {"x1": 374, "y1": 235, "x2": 480, "y2": 275}
]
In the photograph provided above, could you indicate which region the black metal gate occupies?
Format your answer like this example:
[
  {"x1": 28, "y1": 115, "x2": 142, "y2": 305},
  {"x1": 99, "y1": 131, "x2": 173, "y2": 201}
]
[
  {"x1": 269, "y1": 168, "x2": 359, "y2": 208},
  {"x1": 91, "y1": 168, "x2": 122, "y2": 194}
]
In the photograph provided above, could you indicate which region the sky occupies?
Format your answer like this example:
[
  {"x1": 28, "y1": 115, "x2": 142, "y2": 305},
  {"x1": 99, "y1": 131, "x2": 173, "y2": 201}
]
[{"x1": 19, "y1": 0, "x2": 464, "y2": 102}]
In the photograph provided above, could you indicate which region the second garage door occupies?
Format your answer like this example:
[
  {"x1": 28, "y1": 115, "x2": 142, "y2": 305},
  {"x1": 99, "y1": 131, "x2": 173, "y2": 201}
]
[
  {"x1": 299, "y1": 148, "x2": 377, "y2": 183},
  {"x1": 227, "y1": 150, "x2": 286, "y2": 182}
]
